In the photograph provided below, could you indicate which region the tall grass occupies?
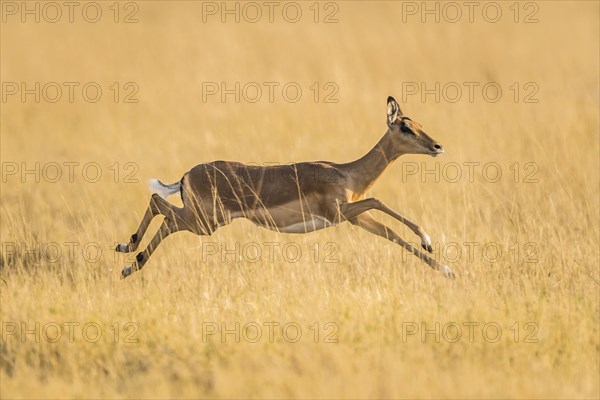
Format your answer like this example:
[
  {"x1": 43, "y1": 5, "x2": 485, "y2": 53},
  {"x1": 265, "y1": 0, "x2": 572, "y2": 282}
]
[{"x1": 1, "y1": 2, "x2": 598, "y2": 398}]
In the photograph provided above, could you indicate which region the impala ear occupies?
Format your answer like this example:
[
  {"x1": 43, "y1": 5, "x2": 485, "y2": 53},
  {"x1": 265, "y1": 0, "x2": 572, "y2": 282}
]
[{"x1": 386, "y1": 96, "x2": 403, "y2": 126}]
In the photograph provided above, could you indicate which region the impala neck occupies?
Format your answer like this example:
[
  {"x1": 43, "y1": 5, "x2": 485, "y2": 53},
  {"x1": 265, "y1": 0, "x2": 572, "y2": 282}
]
[{"x1": 344, "y1": 130, "x2": 403, "y2": 194}]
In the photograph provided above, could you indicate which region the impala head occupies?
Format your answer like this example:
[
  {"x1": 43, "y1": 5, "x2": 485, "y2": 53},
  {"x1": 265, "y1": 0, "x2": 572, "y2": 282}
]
[{"x1": 386, "y1": 96, "x2": 444, "y2": 157}]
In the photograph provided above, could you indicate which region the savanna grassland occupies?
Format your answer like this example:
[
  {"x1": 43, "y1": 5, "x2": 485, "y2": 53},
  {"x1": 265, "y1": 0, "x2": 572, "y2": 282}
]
[{"x1": 0, "y1": 1, "x2": 598, "y2": 398}]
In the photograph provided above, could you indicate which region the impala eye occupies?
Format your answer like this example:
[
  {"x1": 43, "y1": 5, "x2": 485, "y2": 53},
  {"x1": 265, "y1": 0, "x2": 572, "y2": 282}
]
[{"x1": 400, "y1": 124, "x2": 414, "y2": 135}]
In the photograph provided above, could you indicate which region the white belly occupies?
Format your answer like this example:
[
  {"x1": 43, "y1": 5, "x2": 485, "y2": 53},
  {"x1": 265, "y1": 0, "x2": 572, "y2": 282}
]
[
  {"x1": 278, "y1": 216, "x2": 335, "y2": 233},
  {"x1": 225, "y1": 200, "x2": 337, "y2": 234}
]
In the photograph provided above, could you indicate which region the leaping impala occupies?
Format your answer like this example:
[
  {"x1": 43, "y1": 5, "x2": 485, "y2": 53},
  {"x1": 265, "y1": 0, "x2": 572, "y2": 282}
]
[{"x1": 116, "y1": 96, "x2": 455, "y2": 278}]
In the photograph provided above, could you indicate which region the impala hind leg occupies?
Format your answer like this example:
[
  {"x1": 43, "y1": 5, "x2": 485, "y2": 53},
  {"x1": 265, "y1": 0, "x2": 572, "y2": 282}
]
[
  {"x1": 121, "y1": 218, "x2": 179, "y2": 278},
  {"x1": 351, "y1": 214, "x2": 454, "y2": 278},
  {"x1": 120, "y1": 204, "x2": 220, "y2": 278},
  {"x1": 116, "y1": 194, "x2": 180, "y2": 253}
]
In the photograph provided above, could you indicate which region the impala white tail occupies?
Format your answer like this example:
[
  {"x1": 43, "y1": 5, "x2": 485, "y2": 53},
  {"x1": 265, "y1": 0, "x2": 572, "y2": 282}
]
[{"x1": 149, "y1": 179, "x2": 180, "y2": 199}]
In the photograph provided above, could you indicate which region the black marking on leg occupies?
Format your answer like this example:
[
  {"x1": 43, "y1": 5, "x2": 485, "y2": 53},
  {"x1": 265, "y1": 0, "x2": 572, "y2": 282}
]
[
  {"x1": 136, "y1": 253, "x2": 144, "y2": 262},
  {"x1": 131, "y1": 233, "x2": 138, "y2": 244},
  {"x1": 178, "y1": 174, "x2": 186, "y2": 206}
]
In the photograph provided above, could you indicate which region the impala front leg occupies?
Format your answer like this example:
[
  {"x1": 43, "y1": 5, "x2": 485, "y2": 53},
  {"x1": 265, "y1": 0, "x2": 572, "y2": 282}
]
[
  {"x1": 350, "y1": 214, "x2": 454, "y2": 278},
  {"x1": 339, "y1": 198, "x2": 433, "y2": 252}
]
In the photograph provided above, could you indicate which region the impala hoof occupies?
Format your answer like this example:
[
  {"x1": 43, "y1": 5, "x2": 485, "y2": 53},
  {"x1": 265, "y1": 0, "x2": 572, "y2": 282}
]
[
  {"x1": 116, "y1": 243, "x2": 129, "y2": 253},
  {"x1": 421, "y1": 234, "x2": 432, "y2": 253},
  {"x1": 121, "y1": 266, "x2": 133, "y2": 279},
  {"x1": 441, "y1": 265, "x2": 455, "y2": 279}
]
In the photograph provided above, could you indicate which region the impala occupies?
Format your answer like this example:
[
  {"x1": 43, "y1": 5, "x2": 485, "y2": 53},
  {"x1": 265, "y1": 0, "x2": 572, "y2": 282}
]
[{"x1": 116, "y1": 96, "x2": 455, "y2": 278}]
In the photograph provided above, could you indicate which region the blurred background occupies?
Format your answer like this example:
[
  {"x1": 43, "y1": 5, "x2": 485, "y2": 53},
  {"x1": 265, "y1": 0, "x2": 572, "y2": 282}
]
[{"x1": 1, "y1": 1, "x2": 598, "y2": 398}]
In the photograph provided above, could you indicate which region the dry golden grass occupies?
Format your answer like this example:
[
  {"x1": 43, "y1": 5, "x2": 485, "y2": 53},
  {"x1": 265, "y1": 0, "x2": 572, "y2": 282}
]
[{"x1": 1, "y1": 1, "x2": 599, "y2": 398}]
